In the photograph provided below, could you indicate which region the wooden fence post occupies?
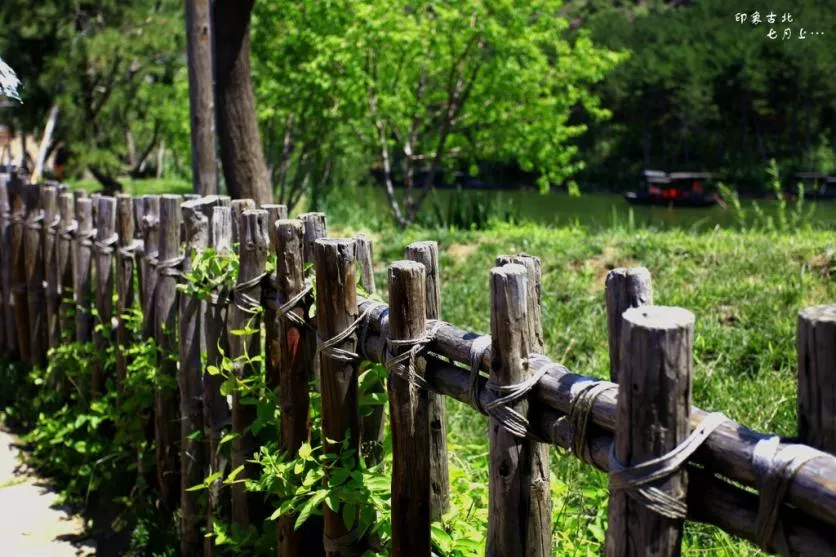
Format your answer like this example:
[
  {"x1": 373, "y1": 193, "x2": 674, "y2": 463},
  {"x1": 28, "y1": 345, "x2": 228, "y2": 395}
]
[
  {"x1": 273, "y1": 219, "x2": 322, "y2": 557},
  {"x1": 0, "y1": 174, "x2": 14, "y2": 357},
  {"x1": 92, "y1": 196, "x2": 117, "y2": 396},
  {"x1": 115, "y1": 194, "x2": 136, "y2": 393},
  {"x1": 57, "y1": 192, "x2": 75, "y2": 345},
  {"x1": 314, "y1": 238, "x2": 363, "y2": 557},
  {"x1": 300, "y1": 212, "x2": 327, "y2": 265},
  {"x1": 42, "y1": 185, "x2": 60, "y2": 352},
  {"x1": 261, "y1": 204, "x2": 288, "y2": 253},
  {"x1": 407, "y1": 241, "x2": 450, "y2": 520},
  {"x1": 495, "y1": 254, "x2": 551, "y2": 541},
  {"x1": 139, "y1": 195, "x2": 161, "y2": 339},
  {"x1": 24, "y1": 183, "x2": 46, "y2": 366},
  {"x1": 230, "y1": 199, "x2": 256, "y2": 246},
  {"x1": 229, "y1": 208, "x2": 269, "y2": 528},
  {"x1": 204, "y1": 205, "x2": 232, "y2": 557},
  {"x1": 487, "y1": 263, "x2": 550, "y2": 557},
  {"x1": 605, "y1": 267, "x2": 652, "y2": 382},
  {"x1": 797, "y1": 304, "x2": 836, "y2": 453},
  {"x1": 357, "y1": 233, "x2": 385, "y2": 466},
  {"x1": 73, "y1": 197, "x2": 94, "y2": 346},
  {"x1": 388, "y1": 260, "x2": 431, "y2": 556},
  {"x1": 606, "y1": 305, "x2": 694, "y2": 557},
  {"x1": 9, "y1": 177, "x2": 29, "y2": 361},
  {"x1": 302, "y1": 212, "x2": 327, "y2": 391},
  {"x1": 154, "y1": 194, "x2": 182, "y2": 511},
  {"x1": 179, "y1": 196, "x2": 214, "y2": 555}
]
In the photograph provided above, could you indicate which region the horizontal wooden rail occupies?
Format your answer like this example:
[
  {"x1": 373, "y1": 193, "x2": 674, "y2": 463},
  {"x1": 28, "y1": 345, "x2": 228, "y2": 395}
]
[{"x1": 356, "y1": 299, "x2": 836, "y2": 537}]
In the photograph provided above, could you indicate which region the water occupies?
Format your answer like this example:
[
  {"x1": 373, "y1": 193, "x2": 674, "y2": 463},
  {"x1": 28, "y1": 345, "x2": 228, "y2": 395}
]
[{"x1": 347, "y1": 186, "x2": 836, "y2": 230}]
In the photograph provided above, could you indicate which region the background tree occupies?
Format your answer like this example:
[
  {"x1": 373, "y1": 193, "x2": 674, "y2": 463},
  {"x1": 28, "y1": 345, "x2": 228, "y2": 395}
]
[
  {"x1": 185, "y1": 0, "x2": 217, "y2": 195},
  {"x1": 213, "y1": 0, "x2": 273, "y2": 205}
]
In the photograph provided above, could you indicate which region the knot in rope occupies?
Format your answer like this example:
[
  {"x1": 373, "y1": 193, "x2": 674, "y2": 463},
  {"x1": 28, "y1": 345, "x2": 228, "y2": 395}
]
[
  {"x1": 24, "y1": 212, "x2": 44, "y2": 231},
  {"x1": 157, "y1": 255, "x2": 184, "y2": 278},
  {"x1": 78, "y1": 228, "x2": 97, "y2": 248},
  {"x1": 608, "y1": 411, "x2": 728, "y2": 520},
  {"x1": 482, "y1": 355, "x2": 550, "y2": 441},
  {"x1": 59, "y1": 220, "x2": 78, "y2": 240},
  {"x1": 316, "y1": 305, "x2": 376, "y2": 364},
  {"x1": 752, "y1": 436, "x2": 822, "y2": 552},
  {"x1": 45, "y1": 216, "x2": 60, "y2": 236},
  {"x1": 117, "y1": 239, "x2": 143, "y2": 260},
  {"x1": 93, "y1": 232, "x2": 119, "y2": 255},
  {"x1": 385, "y1": 319, "x2": 442, "y2": 392},
  {"x1": 264, "y1": 276, "x2": 313, "y2": 328},
  {"x1": 231, "y1": 272, "x2": 266, "y2": 314}
]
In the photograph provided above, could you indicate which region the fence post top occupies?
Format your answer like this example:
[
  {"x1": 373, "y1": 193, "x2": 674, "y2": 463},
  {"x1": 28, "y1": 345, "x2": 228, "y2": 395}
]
[
  {"x1": 491, "y1": 262, "x2": 528, "y2": 278},
  {"x1": 799, "y1": 304, "x2": 836, "y2": 323},
  {"x1": 622, "y1": 305, "x2": 694, "y2": 330},
  {"x1": 314, "y1": 237, "x2": 354, "y2": 249},
  {"x1": 389, "y1": 259, "x2": 425, "y2": 274}
]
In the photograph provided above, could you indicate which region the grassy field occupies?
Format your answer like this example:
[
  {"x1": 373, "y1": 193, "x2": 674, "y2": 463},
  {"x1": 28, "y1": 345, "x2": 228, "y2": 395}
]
[{"x1": 48, "y1": 178, "x2": 836, "y2": 553}]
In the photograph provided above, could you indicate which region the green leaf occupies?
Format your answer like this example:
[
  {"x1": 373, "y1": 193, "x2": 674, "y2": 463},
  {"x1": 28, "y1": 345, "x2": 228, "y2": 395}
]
[
  {"x1": 342, "y1": 503, "x2": 357, "y2": 530},
  {"x1": 295, "y1": 490, "x2": 328, "y2": 531}
]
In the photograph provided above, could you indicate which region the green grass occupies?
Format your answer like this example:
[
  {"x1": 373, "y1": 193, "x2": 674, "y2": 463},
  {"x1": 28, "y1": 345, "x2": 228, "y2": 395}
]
[
  {"x1": 332, "y1": 220, "x2": 834, "y2": 555},
  {"x1": 66, "y1": 177, "x2": 191, "y2": 196}
]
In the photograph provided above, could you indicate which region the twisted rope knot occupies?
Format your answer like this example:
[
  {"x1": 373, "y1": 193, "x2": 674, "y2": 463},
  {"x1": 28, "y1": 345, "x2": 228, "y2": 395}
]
[
  {"x1": 322, "y1": 523, "x2": 367, "y2": 556},
  {"x1": 24, "y1": 211, "x2": 44, "y2": 231},
  {"x1": 231, "y1": 272, "x2": 266, "y2": 314},
  {"x1": 117, "y1": 239, "x2": 143, "y2": 259},
  {"x1": 264, "y1": 276, "x2": 313, "y2": 329},
  {"x1": 59, "y1": 220, "x2": 78, "y2": 240},
  {"x1": 157, "y1": 255, "x2": 184, "y2": 278},
  {"x1": 93, "y1": 232, "x2": 119, "y2": 255},
  {"x1": 385, "y1": 319, "x2": 443, "y2": 392},
  {"x1": 752, "y1": 436, "x2": 823, "y2": 553},
  {"x1": 45, "y1": 216, "x2": 60, "y2": 236},
  {"x1": 608, "y1": 411, "x2": 728, "y2": 520},
  {"x1": 468, "y1": 335, "x2": 493, "y2": 415},
  {"x1": 316, "y1": 305, "x2": 376, "y2": 363},
  {"x1": 78, "y1": 228, "x2": 97, "y2": 248}
]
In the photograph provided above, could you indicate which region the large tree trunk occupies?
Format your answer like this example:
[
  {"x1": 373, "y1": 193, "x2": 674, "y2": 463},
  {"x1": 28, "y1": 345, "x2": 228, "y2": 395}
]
[
  {"x1": 186, "y1": 0, "x2": 217, "y2": 195},
  {"x1": 213, "y1": 0, "x2": 272, "y2": 204}
]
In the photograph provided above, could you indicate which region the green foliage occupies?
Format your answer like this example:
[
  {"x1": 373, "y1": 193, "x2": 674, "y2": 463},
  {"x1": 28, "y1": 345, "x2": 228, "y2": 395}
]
[{"x1": 417, "y1": 188, "x2": 520, "y2": 231}]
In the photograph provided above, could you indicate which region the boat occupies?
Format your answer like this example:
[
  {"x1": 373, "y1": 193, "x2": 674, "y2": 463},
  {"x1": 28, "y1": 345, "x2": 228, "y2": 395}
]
[{"x1": 624, "y1": 170, "x2": 718, "y2": 207}]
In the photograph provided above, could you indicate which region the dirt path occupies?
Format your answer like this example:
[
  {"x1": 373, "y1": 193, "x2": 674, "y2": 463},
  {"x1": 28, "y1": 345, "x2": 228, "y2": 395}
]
[{"x1": 0, "y1": 427, "x2": 95, "y2": 556}]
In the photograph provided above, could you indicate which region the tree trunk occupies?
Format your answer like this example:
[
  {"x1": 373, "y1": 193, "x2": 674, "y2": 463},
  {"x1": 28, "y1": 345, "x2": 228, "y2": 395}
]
[
  {"x1": 213, "y1": 0, "x2": 272, "y2": 205},
  {"x1": 186, "y1": 0, "x2": 218, "y2": 195}
]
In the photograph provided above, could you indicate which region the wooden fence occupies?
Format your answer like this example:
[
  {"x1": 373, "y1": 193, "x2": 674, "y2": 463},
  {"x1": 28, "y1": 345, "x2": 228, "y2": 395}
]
[{"x1": 0, "y1": 172, "x2": 835, "y2": 557}]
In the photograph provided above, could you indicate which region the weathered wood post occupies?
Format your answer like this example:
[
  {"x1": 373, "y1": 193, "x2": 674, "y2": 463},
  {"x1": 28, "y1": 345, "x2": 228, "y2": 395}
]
[
  {"x1": 797, "y1": 305, "x2": 836, "y2": 453},
  {"x1": 0, "y1": 174, "x2": 14, "y2": 356},
  {"x1": 92, "y1": 196, "x2": 117, "y2": 396},
  {"x1": 24, "y1": 184, "x2": 46, "y2": 366},
  {"x1": 154, "y1": 194, "x2": 182, "y2": 511},
  {"x1": 179, "y1": 196, "x2": 214, "y2": 555},
  {"x1": 273, "y1": 219, "x2": 322, "y2": 557},
  {"x1": 300, "y1": 212, "x2": 327, "y2": 265},
  {"x1": 388, "y1": 260, "x2": 432, "y2": 556},
  {"x1": 605, "y1": 305, "x2": 694, "y2": 557},
  {"x1": 261, "y1": 204, "x2": 288, "y2": 252},
  {"x1": 496, "y1": 254, "x2": 551, "y2": 540},
  {"x1": 229, "y1": 208, "x2": 269, "y2": 528},
  {"x1": 407, "y1": 241, "x2": 450, "y2": 520},
  {"x1": 73, "y1": 197, "x2": 94, "y2": 346},
  {"x1": 139, "y1": 195, "x2": 161, "y2": 339},
  {"x1": 302, "y1": 212, "x2": 327, "y2": 391},
  {"x1": 487, "y1": 263, "x2": 550, "y2": 557},
  {"x1": 204, "y1": 205, "x2": 232, "y2": 557},
  {"x1": 605, "y1": 267, "x2": 652, "y2": 382},
  {"x1": 356, "y1": 233, "x2": 385, "y2": 466},
  {"x1": 56, "y1": 192, "x2": 75, "y2": 344},
  {"x1": 9, "y1": 177, "x2": 28, "y2": 360},
  {"x1": 314, "y1": 238, "x2": 363, "y2": 556},
  {"x1": 114, "y1": 194, "x2": 136, "y2": 392},
  {"x1": 42, "y1": 185, "x2": 60, "y2": 351},
  {"x1": 230, "y1": 198, "x2": 256, "y2": 246}
]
